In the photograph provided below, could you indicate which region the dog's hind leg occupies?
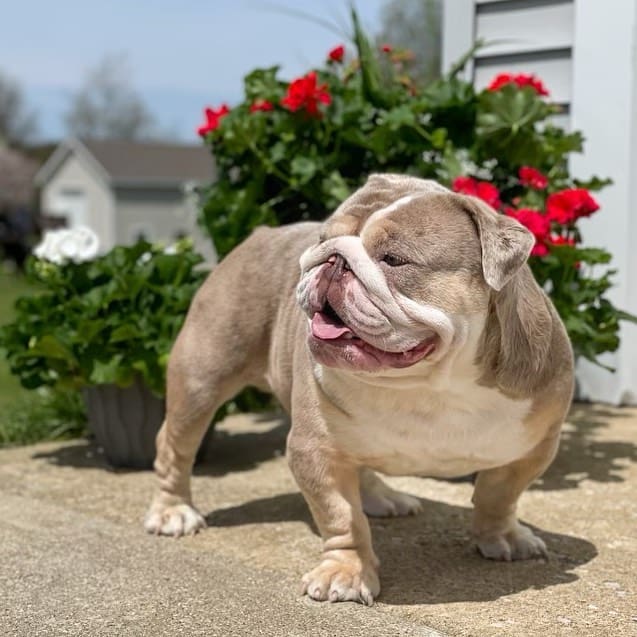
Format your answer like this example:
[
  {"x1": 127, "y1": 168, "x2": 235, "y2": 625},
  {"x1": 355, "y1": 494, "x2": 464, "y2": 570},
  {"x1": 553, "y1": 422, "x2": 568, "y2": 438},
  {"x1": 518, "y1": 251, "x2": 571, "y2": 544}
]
[
  {"x1": 359, "y1": 468, "x2": 423, "y2": 518},
  {"x1": 471, "y1": 429, "x2": 560, "y2": 560},
  {"x1": 144, "y1": 224, "x2": 316, "y2": 537},
  {"x1": 144, "y1": 275, "x2": 268, "y2": 536},
  {"x1": 143, "y1": 335, "x2": 251, "y2": 536}
]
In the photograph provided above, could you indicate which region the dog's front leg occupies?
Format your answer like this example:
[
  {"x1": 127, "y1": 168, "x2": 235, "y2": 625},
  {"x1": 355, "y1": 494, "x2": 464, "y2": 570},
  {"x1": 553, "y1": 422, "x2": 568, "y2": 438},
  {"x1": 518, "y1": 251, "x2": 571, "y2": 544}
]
[
  {"x1": 287, "y1": 429, "x2": 380, "y2": 605},
  {"x1": 471, "y1": 430, "x2": 560, "y2": 561}
]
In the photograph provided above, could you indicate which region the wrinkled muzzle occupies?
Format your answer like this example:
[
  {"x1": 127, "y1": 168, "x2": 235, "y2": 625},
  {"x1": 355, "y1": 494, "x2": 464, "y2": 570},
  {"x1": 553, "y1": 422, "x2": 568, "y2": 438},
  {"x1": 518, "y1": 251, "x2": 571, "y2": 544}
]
[{"x1": 296, "y1": 236, "x2": 455, "y2": 357}]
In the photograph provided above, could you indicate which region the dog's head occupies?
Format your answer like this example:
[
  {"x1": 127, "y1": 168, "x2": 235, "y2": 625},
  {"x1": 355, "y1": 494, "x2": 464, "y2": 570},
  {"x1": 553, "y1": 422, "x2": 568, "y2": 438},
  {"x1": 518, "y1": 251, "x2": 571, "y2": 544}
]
[{"x1": 296, "y1": 174, "x2": 534, "y2": 374}]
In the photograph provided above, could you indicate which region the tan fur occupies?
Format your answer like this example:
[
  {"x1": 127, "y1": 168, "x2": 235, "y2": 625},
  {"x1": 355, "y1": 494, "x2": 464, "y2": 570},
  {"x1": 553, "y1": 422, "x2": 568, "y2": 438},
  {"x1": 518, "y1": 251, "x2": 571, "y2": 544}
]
[{"x1": 145, "y1": 174, "x2": 574, "y2": 605}]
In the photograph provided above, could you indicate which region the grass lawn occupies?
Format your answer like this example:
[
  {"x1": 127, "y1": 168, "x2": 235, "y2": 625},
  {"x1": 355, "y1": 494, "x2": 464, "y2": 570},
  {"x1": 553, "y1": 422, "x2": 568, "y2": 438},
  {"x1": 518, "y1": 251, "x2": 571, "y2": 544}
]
[{"x1": 0, "y1": 270, "x2": 32, "y2": 409}]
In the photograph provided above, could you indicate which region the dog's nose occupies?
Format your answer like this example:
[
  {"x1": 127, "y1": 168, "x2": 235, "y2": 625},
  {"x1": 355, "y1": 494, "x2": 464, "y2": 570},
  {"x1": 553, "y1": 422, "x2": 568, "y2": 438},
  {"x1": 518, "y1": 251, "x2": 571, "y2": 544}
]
[{"x1": 327, "y1": 254, "x2": 351, "y2": 272}]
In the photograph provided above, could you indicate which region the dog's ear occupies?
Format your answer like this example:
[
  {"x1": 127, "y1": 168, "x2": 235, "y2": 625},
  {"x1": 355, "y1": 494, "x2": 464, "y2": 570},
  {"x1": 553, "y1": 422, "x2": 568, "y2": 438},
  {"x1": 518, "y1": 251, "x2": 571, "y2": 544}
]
[
  {"x1": 478, "y1": 266, "x2": 570, "y2": 396},
  {"x1": 459, "y1": 195, "x2": 535, "y2": 291}
]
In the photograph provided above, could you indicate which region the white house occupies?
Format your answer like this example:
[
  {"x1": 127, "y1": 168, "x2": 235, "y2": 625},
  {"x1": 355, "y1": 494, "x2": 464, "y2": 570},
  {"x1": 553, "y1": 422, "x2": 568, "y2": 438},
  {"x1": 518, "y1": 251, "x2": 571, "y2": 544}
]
[
  {"x1": 443, "y1": 0, "x2": 637, "y2": 404},
  {"x1": 34, "y1": 138, "x2": 217, "y2": 261}
]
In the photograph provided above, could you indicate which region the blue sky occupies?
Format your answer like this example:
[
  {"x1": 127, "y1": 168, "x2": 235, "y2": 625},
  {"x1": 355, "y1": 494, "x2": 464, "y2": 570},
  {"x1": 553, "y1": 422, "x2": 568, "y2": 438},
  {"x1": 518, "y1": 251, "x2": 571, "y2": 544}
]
[{"x1": 2, "y1": 0, "x2": 386, "y2": 143}]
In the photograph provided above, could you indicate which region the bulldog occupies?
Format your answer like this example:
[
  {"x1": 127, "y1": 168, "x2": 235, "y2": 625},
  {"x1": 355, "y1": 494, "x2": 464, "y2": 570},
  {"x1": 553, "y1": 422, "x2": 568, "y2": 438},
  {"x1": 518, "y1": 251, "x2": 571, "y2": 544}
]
[{"x1": 145, "y1": 174, "x2": 574, "y2": 605}]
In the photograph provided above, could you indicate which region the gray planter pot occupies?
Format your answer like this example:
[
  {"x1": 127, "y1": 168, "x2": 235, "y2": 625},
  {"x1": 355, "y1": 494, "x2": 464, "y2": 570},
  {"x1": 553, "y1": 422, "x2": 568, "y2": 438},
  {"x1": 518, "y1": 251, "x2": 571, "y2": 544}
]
[{"x1": 83, "y1": 378, "x2": 164, "y2": 470}]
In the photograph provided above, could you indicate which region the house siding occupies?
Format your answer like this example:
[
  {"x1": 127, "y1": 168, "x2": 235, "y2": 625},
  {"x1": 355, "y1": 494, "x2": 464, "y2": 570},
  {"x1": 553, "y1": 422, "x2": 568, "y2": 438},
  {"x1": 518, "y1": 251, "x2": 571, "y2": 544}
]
[
  {"x1": 443, "y1": 0, "x2": 574, "y2": 129},
  {"x1": 114, "y1": 186, "x2": 216, "y2": 262},
  {"x1": 41, "y1": 154, "x2": 116, "y2": 251},
  {"x1": 442, "y1": 0, "x2": 637, "y2": 404}
]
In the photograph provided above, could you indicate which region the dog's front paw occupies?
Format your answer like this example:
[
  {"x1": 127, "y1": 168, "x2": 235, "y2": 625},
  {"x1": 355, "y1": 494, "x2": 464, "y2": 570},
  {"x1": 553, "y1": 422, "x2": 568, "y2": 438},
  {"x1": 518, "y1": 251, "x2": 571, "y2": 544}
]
[
  {"x1": 302, "y1": 553, "x2": 380, "y2": 605},
  {"x1": 476, "y1": 521, "x2": 547, "y2": 561},
  {"x1": 144, "y1": 501, "x2": 206, "y2": 537}
]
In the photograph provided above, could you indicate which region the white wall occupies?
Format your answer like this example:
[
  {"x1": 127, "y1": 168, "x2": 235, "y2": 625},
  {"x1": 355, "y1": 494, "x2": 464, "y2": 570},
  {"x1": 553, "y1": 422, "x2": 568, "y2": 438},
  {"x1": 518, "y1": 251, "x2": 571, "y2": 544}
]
[
  {"x1": 442, "y1": 0, "x2": 637, "y2": 404},
  {"x1": 569, "y1": 0, "x2": 637, "y2": 404}
]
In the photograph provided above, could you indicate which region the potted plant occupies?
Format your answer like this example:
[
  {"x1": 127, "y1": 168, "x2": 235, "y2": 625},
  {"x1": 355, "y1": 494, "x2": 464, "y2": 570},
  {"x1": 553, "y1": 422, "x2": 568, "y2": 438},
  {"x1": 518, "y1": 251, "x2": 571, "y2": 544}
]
[
  {"x1": 0, "y1": 226, "x2": 207, "y2": 468},
  {"x1": 196, "y1": 10, "x2": 635, "y2": 369}
]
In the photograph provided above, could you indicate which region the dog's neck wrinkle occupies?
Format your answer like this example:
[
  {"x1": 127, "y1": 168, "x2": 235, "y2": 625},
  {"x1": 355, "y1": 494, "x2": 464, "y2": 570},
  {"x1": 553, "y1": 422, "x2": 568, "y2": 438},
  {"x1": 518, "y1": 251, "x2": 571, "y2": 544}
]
[{"x1": 316, "y1": 314, "x2": 485, "y2": 395}]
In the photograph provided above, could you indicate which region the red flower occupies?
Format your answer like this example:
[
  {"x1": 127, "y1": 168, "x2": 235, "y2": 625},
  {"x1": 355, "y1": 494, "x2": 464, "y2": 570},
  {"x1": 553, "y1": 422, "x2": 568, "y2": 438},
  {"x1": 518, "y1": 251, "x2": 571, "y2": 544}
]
[
  {"x1": 519, "y1": 166, "x2": 548, "y2": 189},
  {"x1": 546, "y1": 188, "x2": 600, "y2": 225},
  {"x1": 487, "y1": 73, "x2": 549, "y2": 97},
  {"x1": 506, "y1": 207, "x2": 551, "y2": 238},
  {"x1": 249, "y1": 99, "x2": 274, "y2": 113},
  {"x1": 328, "y1": 45, "x2": 345, "y2": 63},
  {"x1": 197, "y1": 104, "x2": 230, "y2": 136},
  {"x1": 549, "y1": 235, "x2": 577, "y2": 247},
  {"x1": 381, "y1": 44, "x2": 393, "y2": 53},
  {"x1": 505, "y1": 207, "x2": 551, "y2": 256},
  {"x1": 531, "y1": 243, "x2": 549, "y2": 257},
  {"x1": 281, "y1": 71, "x2": 331, "y2": 117},
  {"x1": 452, "y1": 176, "x2": 501, "y2": 209}
]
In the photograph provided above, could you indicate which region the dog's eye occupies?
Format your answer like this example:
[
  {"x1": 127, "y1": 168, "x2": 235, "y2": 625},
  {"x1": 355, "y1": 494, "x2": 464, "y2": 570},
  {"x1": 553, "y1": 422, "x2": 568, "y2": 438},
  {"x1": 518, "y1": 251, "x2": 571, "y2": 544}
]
[{"x1": 381, "y1": 253, "x2": 407, "y2": 267}]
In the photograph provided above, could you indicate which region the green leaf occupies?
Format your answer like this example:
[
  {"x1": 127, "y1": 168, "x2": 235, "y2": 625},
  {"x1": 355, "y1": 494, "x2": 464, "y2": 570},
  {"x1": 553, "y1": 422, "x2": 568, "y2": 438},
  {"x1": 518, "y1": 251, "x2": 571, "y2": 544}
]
[
  {"x1": 430, "y1": 128, "x2": 447, "y2": 149},
  {"x1": 351, "y1": 7, "x2": 390, "y2": 108},
  {"x1": 290, "y1": 156, "x2": 318, "y2": 184},
  {"x1": 110, "y1": 324, "x2": 142, "y2": 343},
  {"x1": 243, "y1": 66, "x2": 282, "y2": 102},
  {"x1": 381, "y1": 105, "x2": 416, "y2": 130},
  {"x1": 322, "y1": 171, "x2": 351, "y2": 207},
  {"x1": 29, "y1": 335, "x2": 75, "y2": 362},
  {"x1": 573, "y1": 175, "x2": 613, "y2": 191},
  {"x1": 89, "y1": 356, "x2": 123, "y2": 385}
]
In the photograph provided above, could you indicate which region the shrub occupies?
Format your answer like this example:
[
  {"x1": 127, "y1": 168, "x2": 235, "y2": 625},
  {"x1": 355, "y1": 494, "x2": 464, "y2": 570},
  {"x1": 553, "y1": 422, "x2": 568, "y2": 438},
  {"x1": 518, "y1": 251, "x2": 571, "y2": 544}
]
[
  {"x1": 197, "y1": 10, "x2": 634, "y2": 366},
  {"x1": 0, "y1": 235, "x2": 206, "y2": 396}
]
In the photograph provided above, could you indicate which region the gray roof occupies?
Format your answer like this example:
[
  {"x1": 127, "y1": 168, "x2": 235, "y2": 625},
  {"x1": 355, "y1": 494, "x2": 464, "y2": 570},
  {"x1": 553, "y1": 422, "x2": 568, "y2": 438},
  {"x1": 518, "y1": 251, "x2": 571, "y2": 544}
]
[
  {"x1": 82, "y1": 139, "x2": 214, "y2": 184},
  {"x1": 34, "y1": 138, "x2": 215, "y2": 188}
]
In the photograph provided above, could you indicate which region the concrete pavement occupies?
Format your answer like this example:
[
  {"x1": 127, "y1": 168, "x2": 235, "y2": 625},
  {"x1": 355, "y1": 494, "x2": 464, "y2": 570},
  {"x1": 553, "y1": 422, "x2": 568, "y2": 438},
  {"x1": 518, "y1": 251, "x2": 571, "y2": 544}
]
[{"x1": 0, "y1": 403, "x2": 636, "y2": 636}]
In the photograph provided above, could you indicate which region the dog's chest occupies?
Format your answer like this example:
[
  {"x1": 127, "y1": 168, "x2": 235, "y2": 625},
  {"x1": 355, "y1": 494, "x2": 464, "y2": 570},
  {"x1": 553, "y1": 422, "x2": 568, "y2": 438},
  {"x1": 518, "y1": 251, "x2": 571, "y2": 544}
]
[{"x1": 321, "y1": 373, "x2": 535, "y2": 478}]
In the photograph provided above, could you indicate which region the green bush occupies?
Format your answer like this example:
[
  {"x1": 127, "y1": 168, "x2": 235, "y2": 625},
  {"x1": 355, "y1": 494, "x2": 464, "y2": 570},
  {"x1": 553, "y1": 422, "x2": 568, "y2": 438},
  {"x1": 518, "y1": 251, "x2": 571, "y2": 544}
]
[
  {"x1": 197, "y1": 10, "x2": 635, "y2": 365},
  {"x1": 0, "y1": 239, "x2": 205, "y2": 396}
]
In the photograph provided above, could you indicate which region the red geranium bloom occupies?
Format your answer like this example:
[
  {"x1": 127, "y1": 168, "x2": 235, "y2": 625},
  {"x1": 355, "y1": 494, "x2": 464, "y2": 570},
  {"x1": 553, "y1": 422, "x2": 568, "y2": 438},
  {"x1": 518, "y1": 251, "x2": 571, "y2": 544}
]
[
  {"x1": 452, "y1": 176, "x2": 501, "y2": 209},
  {"x1": 249, "y1": 99, "x2": 274, "y2": 113},
  {"x1": 519, "y1": 166, "x2": 548, "y2": 189},
  {"x1": 505, "y1": 207, "x2": 551, "y2": 256},
  {"x1": 328, "y1": 45, "x2": 345, "y2": 63},
  {"x1": 197, "y1": 104, "x2": 230, "y2": 136},
  {"x1": 549, "y1": 235, "x2": 577, "y2": 247},
  {"x1": 531, "y1": 243, "x2": 549, "y2": 257},
  {"x1": 546, "y1": 188, "x2": 600, "y2": 224},
  {"x1": 487, "y1": 73, "x2": 549, "y2": 97},
  {"x1": 381, "y1": 44, "x2": 393, "y2": 53},
  {"x1": 281, "y1": 71, "x2": 331, "y2": 117},
  {"x1": 506, "y1": 207, "x2": 551, "y2": 238}
]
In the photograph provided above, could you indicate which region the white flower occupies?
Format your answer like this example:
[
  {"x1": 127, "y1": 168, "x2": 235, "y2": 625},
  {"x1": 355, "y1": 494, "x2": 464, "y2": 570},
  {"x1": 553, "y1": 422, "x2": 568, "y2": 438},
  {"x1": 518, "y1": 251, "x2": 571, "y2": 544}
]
[
  {"x1": 136, "y1": 251, "x2": 152, "y2": 266},
  {"x1": 33, "y1": 226, "x2": 100, "y2": 264},
  {"x1": 33, "y1": 230, "x2": 65, "y2": 264}
]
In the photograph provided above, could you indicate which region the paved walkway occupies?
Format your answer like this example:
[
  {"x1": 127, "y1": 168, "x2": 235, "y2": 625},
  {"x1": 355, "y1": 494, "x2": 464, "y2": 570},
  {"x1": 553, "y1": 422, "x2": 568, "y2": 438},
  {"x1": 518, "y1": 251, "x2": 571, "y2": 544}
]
[{"x1": 1, "y1": 404, "x2": 636, "y2": 636}]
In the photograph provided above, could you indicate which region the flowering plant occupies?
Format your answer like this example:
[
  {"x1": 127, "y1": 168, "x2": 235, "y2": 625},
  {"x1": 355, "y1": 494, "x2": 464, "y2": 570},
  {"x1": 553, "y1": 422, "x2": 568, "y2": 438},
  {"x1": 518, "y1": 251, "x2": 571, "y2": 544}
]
[
  {"x1": 0, "y1": 233, "x2": 205, "y2": 395},
  {"x1": 32, "y1": 225, "x2": 100, "y2": 264},
  {"x1": 197, "y1": 10, "x2": 635, "y2": 365}
]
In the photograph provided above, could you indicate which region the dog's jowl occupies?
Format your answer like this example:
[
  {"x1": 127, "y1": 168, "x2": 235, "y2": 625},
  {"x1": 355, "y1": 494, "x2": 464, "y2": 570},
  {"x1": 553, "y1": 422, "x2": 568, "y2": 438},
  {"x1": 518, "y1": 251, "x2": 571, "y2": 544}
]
[{"x1": 145, "y1": 174, "x2": 574, "y2": 605}]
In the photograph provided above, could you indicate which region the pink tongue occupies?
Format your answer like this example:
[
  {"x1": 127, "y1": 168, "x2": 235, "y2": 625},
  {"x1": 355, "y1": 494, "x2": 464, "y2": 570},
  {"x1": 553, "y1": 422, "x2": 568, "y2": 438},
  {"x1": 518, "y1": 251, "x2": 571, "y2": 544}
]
[{"x1": 311, "y1": 312, "x2": 352, "y2": 340}]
